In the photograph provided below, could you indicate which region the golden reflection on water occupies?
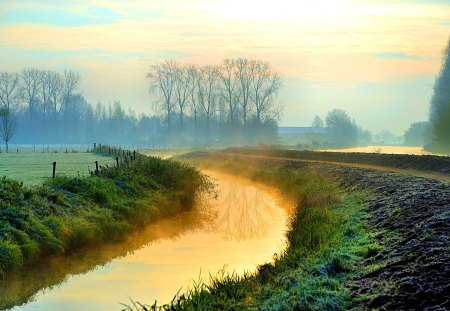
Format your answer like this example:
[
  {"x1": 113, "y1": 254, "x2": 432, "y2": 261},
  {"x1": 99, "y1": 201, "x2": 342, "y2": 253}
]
[
  {"x1": 319, "y1": 145, "x2": 432, "y2": 155},
  {"x1": 2, "y1": 171, "x2": 293, "y2": 311}
]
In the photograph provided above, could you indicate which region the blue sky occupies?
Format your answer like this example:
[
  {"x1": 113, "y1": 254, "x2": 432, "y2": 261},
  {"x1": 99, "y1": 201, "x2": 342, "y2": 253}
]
[{"x1": 0, "y1": 0, "x2": 449, "y2": 134}]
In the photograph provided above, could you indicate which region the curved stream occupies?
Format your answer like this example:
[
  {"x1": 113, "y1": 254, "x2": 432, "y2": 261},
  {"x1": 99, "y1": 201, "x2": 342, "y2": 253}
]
[{"x1": 1, "y1": 171, "x2": 293, "y2": 311}]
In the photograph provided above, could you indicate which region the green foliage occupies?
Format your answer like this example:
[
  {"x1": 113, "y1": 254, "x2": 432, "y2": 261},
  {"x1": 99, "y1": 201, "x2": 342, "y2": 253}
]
[
  {"x1": 429, "y1": 36, "x2": 450, "y2": 153},
  {"x1": 325, "y1": 109, "x2": 358, "y2": 147},
  {"x1": 433, "y1": 103, "x2": 450, "y2": 152},
  {"x1": 403, "y1": 121, "x2": 431, "y2": 147},
  {"x1": 0, "y1": 154, "x2": 212, "y2": 277}
]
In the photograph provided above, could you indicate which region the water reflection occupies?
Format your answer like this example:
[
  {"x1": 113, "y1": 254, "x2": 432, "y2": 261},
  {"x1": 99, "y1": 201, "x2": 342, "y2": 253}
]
[
  {"x1": 0, "y1": 210, "x2": 208, "y2": 310},
  {"x1": 2, "y1": 171, "x2": 292, "y2": 311},
  {"x1": 206, "y1": 178, "x2": 280, "y2": 240}
]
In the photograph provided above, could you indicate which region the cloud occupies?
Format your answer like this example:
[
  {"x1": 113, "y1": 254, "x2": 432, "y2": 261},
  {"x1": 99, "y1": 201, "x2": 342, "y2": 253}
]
[
  {"x1": 372, "y1": 53, "x2": 425, "y2": 61},
  {"x1": 0, "y1": 7, "x2": 119, "y2": 27}
]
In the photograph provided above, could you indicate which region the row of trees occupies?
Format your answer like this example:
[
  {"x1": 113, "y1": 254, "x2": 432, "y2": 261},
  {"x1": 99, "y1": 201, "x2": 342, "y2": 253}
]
[
  {"x1": 0, "y1": 69, "x2": 82, "y2": 150},
  {"x1": 309, "y1": 109, "x2": 372, "y2": 147},
  {"x1": 146, "y1": 58, "x2": 282, "y2": 144},
  {"x1": 0, "y1": 60, "x2": 283, "y2": 149}
]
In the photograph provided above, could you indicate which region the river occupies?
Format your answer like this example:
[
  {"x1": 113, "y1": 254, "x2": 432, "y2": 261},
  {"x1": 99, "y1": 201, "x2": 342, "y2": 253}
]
[
  {"x1": 319, "y1": 145, "x2": 433, "y2": 155},
  {"x1": 1, "y1": 171, "x2": 292, "y2": 311}
]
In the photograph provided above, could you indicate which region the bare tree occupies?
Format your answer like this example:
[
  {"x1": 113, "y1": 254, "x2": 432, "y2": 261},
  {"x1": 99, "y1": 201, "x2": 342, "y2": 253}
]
[
  {"x1": 147, "y1": 61, "x2": 177, "y2": 133},
  {"x1": 187, "y1": 65, "x2": 200, "y2": 143},
  {"x1": 198, "y1": 65, "x2": 219, "y2": 144},
  {"x1": 0, "y1": 107, "x2": 17, "y2": 152},
  {"x1": 250, "y1": 60, "x2": 282, "y2": 123},
  {"x1": 61, "y1": 70, "x2": 81, "y2": 115},
  {"x1": 47, "y1": 71, "x2": 63, "y2": 120},
  {"x1": 21, "y1": 68, "x2": 41, "y2": 125},
  {"x1": 39, "y1": 70, "x2": 52, "y2": 117},
  {"x1": 174, "y1": 64, "x2": 193, "y2": 131},
  {"x1": 0, "y1": 72, "x2": 20, "y2": 152},
  {"x1": 219, "y1": 59, "x2": 239, "y2": 124},
  {"x1": 235, "y1": 58, "x2": 254, "y2": 125}
]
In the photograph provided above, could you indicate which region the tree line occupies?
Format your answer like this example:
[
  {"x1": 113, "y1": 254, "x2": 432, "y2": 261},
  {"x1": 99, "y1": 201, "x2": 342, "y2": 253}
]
[
  {"x1": 146, "y1": 58, "x2": 282, "y2": 144},
  {"x1": 0, "y1": 58, "x2": 282, "y2": 150}
]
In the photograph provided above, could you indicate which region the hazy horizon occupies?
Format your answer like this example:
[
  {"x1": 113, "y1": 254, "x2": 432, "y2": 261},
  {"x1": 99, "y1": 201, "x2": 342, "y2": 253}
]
[{"x1": 1, "y1": 1, "x2": 449, "y2": 135}]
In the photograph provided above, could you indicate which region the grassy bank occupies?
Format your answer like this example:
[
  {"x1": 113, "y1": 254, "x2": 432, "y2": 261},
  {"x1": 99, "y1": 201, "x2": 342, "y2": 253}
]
[
  {"x1": 0, "y1": 154, "x2": 213, "y2": 278},
  {"x1": 127, "y1": 154, "x2": 379, "y2": 310}
]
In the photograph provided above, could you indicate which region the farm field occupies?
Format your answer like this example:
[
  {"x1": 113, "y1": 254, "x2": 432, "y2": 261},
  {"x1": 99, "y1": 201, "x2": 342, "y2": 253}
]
[{"x1": 0, "y1": 150, "x2": 115, "y2": 185}]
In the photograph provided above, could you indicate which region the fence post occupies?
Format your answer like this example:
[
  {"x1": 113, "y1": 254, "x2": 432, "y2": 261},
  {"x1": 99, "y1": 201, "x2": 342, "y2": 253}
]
[
  {"x1": 95, "y1": 161, "x2": 99, "y2": 175},
  {"x1": 94, "y1": 143, "x2": 97, "y2": 150},
  {"x1": 133, "y1": 150, "x2": 136, "y2": 161},
  {"x1": 116, "y1": 157, "x2": 119, "y2": 167},
  {"x1": 52, "y1": 162, "x2": 56, "y2": 178}
]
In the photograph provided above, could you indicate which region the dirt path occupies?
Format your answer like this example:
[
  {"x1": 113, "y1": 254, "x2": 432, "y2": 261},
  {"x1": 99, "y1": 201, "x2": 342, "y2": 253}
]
[{"x1": 223, "y1": 152, "x2": 450, "y2": 183}]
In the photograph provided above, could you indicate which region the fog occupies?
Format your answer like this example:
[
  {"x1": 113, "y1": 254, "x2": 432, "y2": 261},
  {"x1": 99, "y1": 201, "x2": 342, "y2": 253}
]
[{"x1": 0, "y1": 2, "x2": 449, "y2": 153}]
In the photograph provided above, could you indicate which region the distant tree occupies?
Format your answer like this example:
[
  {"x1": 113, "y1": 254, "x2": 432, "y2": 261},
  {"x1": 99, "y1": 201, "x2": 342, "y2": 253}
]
[
  {"x1": 403, "y1": 121, "x2": 430, "y2": 146},
  {"x1": 173, "y1": 63, "x2": 192, "y2": 131},
  {"x1": 358, "y1": 128, "x2": 372, "y2": 145},
  {"x1": 0, "y1": 72, "x2": 21, "y2": 152},
  {"x1": 235, "y1": 58, "x2": 254, "y2": 125},
  {"x1": 198, "y1": 65, "x2": 219, "y2": 144},
  {"x1": 429, "y1": 36, "x2": 450, "y2": 152},
  {"x1": 250, "y1": 60, "x2": 282, "y2": 123},
  {"x1": 21, "y1": 68, "x2": 41, "y2": 125},
  {"x1": 311, "y1": 115, "x2": 324, "y2": 128},
  {"x1": 146, "y1": 61, "x2": 177, "y2": 134},
  {"x1": 325, "y1": 109, "x2": 357, "y2": 146},
  {"x1": 219, "y1": 59, "x2": 239, "y2": 124},
  {"x1": 0, "y1": 107, "x2": 17, "y2": 152}
]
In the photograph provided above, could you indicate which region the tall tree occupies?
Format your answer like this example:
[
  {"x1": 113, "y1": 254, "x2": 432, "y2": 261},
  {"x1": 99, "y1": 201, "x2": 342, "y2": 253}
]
[
  {"x1": 325, "y1": 109, "x2": 357, "y2": 146},
  {"x1": 187, "y1": 65, "x2": 200, "y2": 144},
  {"x1": 235, "y1": 58, "x2": 254, "y2": 125},
  {"x1": 219, "y1": 59, "x2": 239, "y2": 124},
  {"x1": 21, "y1": 68, "x2": 41, "y2": 125},
  {"x1": 198, "y1": 65, "x2": 219, "y2": 144},
  {"x1": 0, "y1": 72, "x2": 20, "y2": 152},
  {"x1": 250, "y1": 60, "x2": 281, "y2": 123},
  {"x1": 174, "y1": 64, "x2": 192, "y2": 131},
  {"x1": 311, "y1": 115, "x2": 324, "y2": 128},
  {"x1": 429, "y1": 36, "x2": 450, "y2": 152},
  {"x1": 147, "y1": 61, "x2": 177, "y2": 134}
]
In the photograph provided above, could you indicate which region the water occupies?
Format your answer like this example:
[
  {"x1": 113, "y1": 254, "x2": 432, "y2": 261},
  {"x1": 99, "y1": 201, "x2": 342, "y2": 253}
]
[
  {"x1": 1, "y1": 171, "x2": 292, "y2": 310},
  {"x1": 319, "y1": 145, "x2": 433, "y2": 155}
]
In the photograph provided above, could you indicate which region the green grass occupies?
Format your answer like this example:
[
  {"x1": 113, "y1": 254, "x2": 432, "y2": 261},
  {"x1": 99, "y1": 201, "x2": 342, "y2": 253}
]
[
  {"x1": 0, "y1": 150, "x2": 115, "y2": 185},
  {"x1": 124, "y1": 155, "x2": 378, "y2": 310},
  {"x1": 0, "y1": 153, "x2": 213, "y2": 278}
]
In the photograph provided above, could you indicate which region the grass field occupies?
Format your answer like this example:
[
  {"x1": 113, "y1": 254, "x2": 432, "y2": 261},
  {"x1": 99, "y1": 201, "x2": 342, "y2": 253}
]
[{"x1": 0, "y1": 151, "x2": 115, "y2": 185}]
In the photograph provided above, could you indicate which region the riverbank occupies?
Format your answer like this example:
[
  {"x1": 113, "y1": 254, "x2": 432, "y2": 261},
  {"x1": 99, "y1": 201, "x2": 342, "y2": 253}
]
[
  {"x1": 130, "y1": 150, "x2": 449, "y2": 310},
  {"x1": 0, "y1": 153, "x2": 212, "y2": 284}
]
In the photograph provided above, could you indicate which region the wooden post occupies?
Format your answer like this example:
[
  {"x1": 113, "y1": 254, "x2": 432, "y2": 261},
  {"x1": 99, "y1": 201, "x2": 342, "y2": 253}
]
[
  {"x1": 133, "y1": 150, "x2": 136, "y2": 161},
  {"x1": 116, "y1": 157, "x2": 119, "y2": 167},
  {"x1": 95, "y1": 161, "x2": 99, "y2": 175},
  {"x1": 52, "y1": 162, "x2": 56, "y2": 178}
]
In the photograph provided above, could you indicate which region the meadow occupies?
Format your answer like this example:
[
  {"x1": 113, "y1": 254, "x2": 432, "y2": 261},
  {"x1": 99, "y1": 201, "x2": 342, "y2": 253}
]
[{"x1": 0, "y1": 148, "x2": 115, "y2": 185}]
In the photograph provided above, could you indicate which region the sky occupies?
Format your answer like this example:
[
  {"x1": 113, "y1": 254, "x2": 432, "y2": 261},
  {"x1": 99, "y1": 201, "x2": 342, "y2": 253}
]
[{"x1": 0, "y1": 0, "x2": 449, "y2": 135}]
